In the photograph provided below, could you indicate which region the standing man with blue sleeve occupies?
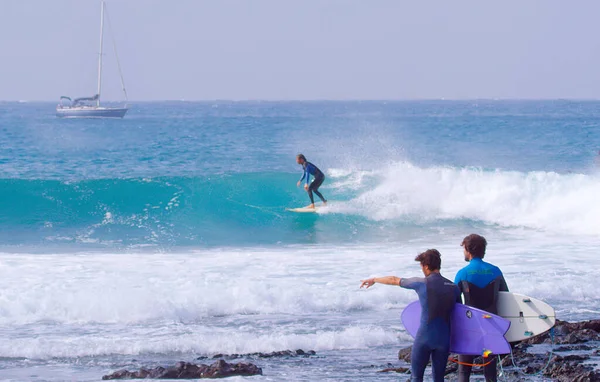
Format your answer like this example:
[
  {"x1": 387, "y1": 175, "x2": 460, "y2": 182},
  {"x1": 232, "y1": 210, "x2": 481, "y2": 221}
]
[
  {"x1": 360, "y1": 249, "x2": 461, "y2": 382},
  {"x1": 455, "y1": 234, "x2": 509, "y2": 382},
  {"x1": 296, "y1": 154, "x2": 327, "y2": 209}
]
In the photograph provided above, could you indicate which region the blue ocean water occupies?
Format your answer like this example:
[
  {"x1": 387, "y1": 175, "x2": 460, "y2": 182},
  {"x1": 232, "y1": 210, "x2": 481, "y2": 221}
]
[
  {"x1": 0, "y1": 101, "x2": 599, "y2": 381},
  {"x1": 1, "y1": 101, "x2": 599, "y2": 249}
]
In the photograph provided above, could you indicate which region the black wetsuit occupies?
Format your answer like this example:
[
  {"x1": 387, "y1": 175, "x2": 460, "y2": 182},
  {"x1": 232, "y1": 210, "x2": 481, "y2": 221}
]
[
  {"x1": 454, "y1": 258, "x2": 509, "y2": 382},
  {"x1": 299, "y1": 161, "x2": 326, "y2": 204},
  {"x1": 401, "y1": 274, "x2": 461, "y2": 382}
]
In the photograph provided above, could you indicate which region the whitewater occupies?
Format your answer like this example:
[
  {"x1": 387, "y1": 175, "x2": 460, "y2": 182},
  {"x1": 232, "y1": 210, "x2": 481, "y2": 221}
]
[{"x1": 0, "y1": 101, "x2": 599, "y2": 381}]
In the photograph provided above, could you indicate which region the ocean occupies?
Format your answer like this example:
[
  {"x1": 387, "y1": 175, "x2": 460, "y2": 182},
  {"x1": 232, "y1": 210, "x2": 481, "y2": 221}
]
[{"x1": 0, "y1": 100, "x2": 599, "y2": 381}]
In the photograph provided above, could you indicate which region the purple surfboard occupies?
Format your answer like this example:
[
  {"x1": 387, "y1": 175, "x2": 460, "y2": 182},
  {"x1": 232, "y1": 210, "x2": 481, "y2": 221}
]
[{"x1": 401, "y1": 301, "x2": 511, "y2": 356}]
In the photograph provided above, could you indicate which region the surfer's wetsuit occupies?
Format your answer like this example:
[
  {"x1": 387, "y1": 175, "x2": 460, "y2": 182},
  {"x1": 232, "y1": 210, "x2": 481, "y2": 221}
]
[
  {"x1": 299, "y1": 161, "x2": 326, "y2": 205},
  {"x1": 454, "y1": 258, "x2": 509, "y2": 382},
  {"x1": 401, "y1": 273, "x2": 461, "y2": 382}
]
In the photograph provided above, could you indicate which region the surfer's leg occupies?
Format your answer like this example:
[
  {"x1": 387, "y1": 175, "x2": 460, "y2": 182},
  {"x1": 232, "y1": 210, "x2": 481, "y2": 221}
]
[
  {"x1": 308, "y1": 178, "x2": 325, "y2": 205},
  {"x1": 313, "y1": 189, "x2": 326, "y2": 203},
  {"x1": 483, "y1": 357, "x2": 497, "y2": 382},
  {"x1": 457, "y1": 355, "x2": 474, "y2": 382},
  {"x1": 410, "y1": 340, "x2": 430, "y2": 382},
  {"x1": 430, "y1": 347, "x2": 449, "y2": 382},
  {"x1": 309, "y1": 177, "x2": 326, "y2": 203},
  {"x1": 307, "y1": 187, "x2": 315, "y2": 205}
]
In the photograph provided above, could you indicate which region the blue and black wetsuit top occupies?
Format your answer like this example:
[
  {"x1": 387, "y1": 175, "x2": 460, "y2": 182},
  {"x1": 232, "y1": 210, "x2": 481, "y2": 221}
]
[
  {"x1": 401, "y1": 273, "x2": 461, "y2": 346},
  {"x1": 454, "y1": 258, "x2": 509, "y2": 314},
  {"x1": 299, "y1": 162, "x2": 324, "y2": 185}
]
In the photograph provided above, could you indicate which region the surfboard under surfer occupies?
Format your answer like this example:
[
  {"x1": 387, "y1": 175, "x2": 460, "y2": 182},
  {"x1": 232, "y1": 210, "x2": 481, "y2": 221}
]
[
  {"x1": 360, "y1": 249, "x2": 461, "y2": 382},
  {"x1": 296, "y1": 154, "x2": 327, "y2": 209}
]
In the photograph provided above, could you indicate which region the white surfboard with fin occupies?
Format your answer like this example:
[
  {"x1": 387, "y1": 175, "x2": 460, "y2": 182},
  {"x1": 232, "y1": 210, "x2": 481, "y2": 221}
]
[{"x1": 496, "y1": 292, "x2": 556, "y2": 342}]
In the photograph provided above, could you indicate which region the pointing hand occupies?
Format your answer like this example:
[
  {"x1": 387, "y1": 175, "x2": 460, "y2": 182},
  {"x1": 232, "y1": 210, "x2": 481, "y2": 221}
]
[{"x1": 360, "y1": 279, "x2": 376, "y2": 289}]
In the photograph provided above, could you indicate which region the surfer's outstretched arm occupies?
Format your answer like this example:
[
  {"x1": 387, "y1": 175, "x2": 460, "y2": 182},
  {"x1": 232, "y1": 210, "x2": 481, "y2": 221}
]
[
  {"x1": 360, "y1": 276, "x2": 401, "y2": 288},
  {"x1": 297, "y1": 171, "x2": 306, "y2": 187}
]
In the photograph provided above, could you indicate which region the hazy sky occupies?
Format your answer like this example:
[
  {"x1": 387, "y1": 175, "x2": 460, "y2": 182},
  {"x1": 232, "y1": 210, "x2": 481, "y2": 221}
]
[{"x1": 3, "y1": 0, "x2": 600, "y2": 101}]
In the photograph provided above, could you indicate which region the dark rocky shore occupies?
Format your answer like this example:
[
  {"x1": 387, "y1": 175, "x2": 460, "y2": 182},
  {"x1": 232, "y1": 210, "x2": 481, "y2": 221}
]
[
  {"x1": 197, "y1": 349, "x2": 317, "y2": 361},
  {"x1": 101, "y1": 350, "x2": 317, "y2": 380},
  {"x1": 102, "y1": 360, "x2": 262, "y2": 380},
  {"x1": 386, "y1": 319, "x2": 600, "y2": 381},
  {"x1": 102, "y1": 320, "x2": 599, "y2": 380}
]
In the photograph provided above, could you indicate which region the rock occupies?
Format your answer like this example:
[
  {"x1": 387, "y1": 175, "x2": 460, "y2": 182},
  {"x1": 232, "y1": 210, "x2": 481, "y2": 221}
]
[
  {"x1": 379, "y1": 367, "x2": 410, "y2": 373},
  {"x1": 398, "y1": 346, "x2": 412, "y2": 362},
  {"x1": 543, "y1": 359, "x2": 600, "y2": 382},
  {"x1": 555, "y1": 345, "x2": 594, "y2": 352},
  {"x1": 204, "y1": 349, "x2": 317, "y2": 360},
  {"x1": 553, "y1": 355, "x2": 591, "y2": 362},
  {"x1": 521, "y1": 320, "x2": 600, "y2": 346},
  {"x1": 102, "y1": 360, "x2": 262, "y2": 380}
]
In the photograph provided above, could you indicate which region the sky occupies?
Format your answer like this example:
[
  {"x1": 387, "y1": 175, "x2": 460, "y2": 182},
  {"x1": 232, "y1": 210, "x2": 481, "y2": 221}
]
[{"x1": 2, "y1": 0, "x2": 600, "y2": 101}]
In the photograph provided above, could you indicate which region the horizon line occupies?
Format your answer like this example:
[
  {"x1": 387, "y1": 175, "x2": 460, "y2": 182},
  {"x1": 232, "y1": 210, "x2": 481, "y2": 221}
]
[{"x1": 4, "y1": 98, "x2": 600, "y2": 103}]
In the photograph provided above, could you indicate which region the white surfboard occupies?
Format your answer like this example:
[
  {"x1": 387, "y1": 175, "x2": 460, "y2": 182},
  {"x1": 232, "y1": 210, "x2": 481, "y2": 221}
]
[
  {"x1": 496, "y1": 292, "x2": 556, "y2": 342},
  {"x1": 286, "y1": 206, "x2": 319, "y2": 213}
]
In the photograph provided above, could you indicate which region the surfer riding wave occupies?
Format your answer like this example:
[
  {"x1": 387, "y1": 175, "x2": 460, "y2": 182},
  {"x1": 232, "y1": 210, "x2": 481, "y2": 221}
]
[{"x1": 296, "y1": 154, "x2": 327, "y2": 209}]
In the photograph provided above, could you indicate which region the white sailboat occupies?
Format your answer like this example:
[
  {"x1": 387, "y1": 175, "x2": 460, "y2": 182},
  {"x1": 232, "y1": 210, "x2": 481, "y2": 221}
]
[{"x1": 56, "y1": 1, "x2": 128, "y2": 118}]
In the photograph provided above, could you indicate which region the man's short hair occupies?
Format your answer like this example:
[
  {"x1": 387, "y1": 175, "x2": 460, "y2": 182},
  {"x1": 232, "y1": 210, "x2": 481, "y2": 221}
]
[
  {"x1": 415, "y1": 249, "x2": 442, "y2": 271},
  {"x1": 297, "y1": 154, "x2": 306, "y2": 161},
  {"x1": 461, "y1": 234, "x2": 487, "y2": 259}
]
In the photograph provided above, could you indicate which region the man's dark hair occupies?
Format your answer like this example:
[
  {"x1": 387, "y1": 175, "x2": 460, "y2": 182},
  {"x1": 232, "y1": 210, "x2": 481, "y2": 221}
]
[
  {"x1": 461, "y1": 234, "x2": 487, "y2": 259},
  {"x1": 297, "y1": 154, "x2": 306, "y2": 161},
  {"x1": 414, "y1": 249, "x2": 442, "y2": 271}
]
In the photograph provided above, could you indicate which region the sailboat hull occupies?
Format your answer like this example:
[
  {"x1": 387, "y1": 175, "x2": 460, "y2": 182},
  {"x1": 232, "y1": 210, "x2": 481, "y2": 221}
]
[{"x1": 56, "y1": 107, "x2": 128, "y2": 119}]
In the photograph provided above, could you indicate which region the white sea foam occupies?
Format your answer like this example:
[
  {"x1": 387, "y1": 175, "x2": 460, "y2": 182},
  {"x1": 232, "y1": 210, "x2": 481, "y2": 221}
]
[
  {"x1": 0, "y1": 324, "x2": 402, "y2": 359},
  {"x1": 328, "y1": 162, "x2": 600, "y2": 235},
  {"x1": 0, "y1": 240, "x2": 598, "y2": 330}
]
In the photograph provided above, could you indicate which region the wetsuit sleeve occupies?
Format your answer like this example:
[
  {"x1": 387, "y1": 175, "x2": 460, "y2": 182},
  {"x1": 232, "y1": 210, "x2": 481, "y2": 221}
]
[
  {"x1": 454, "y1": 269, "x2": 465, "y2": 294},
  {"x1": 299, "y1": 171, "x2": 306, "y2": 183},
  {"x1": 305, "y1": 164, "x2": 312, "y2": 184},
  {"x1": 400, "y1": 277, "x2": 426, "y2": 290},
  {"x1": 455, "y1": 286, "x2": 462, "y2": 303},
  {"x1": 498, "y1": 274, "x2": 509, "y2": 292}
]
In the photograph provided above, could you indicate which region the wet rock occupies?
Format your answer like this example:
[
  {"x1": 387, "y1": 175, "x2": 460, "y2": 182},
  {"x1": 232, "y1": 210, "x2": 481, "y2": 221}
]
[
  {"x1": 543, "y1": 358, "x2": 600, "y2": 382},
  {"x1": 102, "y1": 360, "x2": 262, "y2": 380},
  {"x1": 379, "y1": 366, "x2": 410, "y2": 373},
  {"x1": 398, "y1": 346, "x2": 412, "y2": 362},
  {"x1": 204, "y1": 349, "x2": 317, "y2": 360},
  {"x1": 521, "y1": 319, "x2": 600, "y2": 346},
  {"x1": 555, "y1": 345, "x2": 594, "y2": 352}
]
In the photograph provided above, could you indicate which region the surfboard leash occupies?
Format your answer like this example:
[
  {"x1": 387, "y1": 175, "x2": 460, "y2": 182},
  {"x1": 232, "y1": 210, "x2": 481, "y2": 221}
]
[
  {"x1": 450, "y1": 358, "x2": 495, "y2": 367},
  {"x1": 448, "y1": 350, "x2": 495, "y2": 367},
  {"x1": 498, "y1": 326, "x2": 555, "y2": 379}
]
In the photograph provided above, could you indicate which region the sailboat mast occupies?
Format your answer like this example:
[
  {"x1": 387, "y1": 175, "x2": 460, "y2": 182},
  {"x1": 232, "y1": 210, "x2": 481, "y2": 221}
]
[{"x1": 96, "y1": 0, "x2": 105, "y2": 107}]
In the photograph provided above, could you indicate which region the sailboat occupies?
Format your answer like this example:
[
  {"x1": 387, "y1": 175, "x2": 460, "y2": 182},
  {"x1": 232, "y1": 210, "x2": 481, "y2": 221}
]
[{"x1": 56, "y1": 1, "x2": 128, "y2": 118}]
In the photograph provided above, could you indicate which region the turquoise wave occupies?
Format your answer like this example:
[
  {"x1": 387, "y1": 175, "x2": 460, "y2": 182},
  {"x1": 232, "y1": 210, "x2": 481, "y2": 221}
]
[
  {"x1": 3, "y1": 162, "x2": 596, "y2": 249},
  {"x1": 0, "y1": 174, "x2": 388, "y2": 248}
]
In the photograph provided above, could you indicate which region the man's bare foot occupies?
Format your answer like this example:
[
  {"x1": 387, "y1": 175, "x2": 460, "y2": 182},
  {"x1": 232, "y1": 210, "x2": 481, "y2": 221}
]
[
  {"x1": 323, "y1": 201, "x2": 328, "y2": 206},
  {"x1": 307, "y1": 204, "x2": 315, "y2": 209}
]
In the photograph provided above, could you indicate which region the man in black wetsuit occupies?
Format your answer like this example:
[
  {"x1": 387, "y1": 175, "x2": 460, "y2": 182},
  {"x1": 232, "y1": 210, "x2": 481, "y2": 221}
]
[
  {"x1": 360, "y1": 249, "x2": 461, "y2": 382},
  {"x1": 455, "y1": 234, "x2": 509, "y2": 382},
  {"x1": 296, "y1": 154, "x2": 327, "y2": 209}
]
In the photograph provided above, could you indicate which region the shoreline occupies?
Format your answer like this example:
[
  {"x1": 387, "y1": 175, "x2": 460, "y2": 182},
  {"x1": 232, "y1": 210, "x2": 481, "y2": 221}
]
[{"x1": 391, "y1": 319, "x2": 600, "y2": 381}]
